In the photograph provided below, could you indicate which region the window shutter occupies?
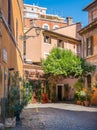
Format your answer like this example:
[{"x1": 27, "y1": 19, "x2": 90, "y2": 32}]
[
  {"x1": 86, "y1": 38, "x2": 88, "y2": 56},
  {"x1": 62, "y1": 41, "x2": 64, "y2": 48},
  {"x1": 91, "y1": 36, "x2": 93, "y2": 55},
  {"x1": 44, "y1": 36, "x2": 46, "y2": 43}
]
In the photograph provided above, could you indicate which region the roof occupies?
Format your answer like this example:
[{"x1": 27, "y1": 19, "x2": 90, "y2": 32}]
[
  {"x1": 79, "y1": 19, "x2": 97, "y2": 35},
  {"x1": 83, "y1": 0, "x2": 97, "y2": 11},
  {"x1": 25, "y1": 26, "x2": 81, "y2": 44},
  {"x1": 43, "y1": 30, "x2": 81, "y2": 44},
  {"x1": 52, "y1": 22, "x2": 81, "y2": 30},
  {"x1": 24, "y1": 4, "x2": 47, "y2": 10}
]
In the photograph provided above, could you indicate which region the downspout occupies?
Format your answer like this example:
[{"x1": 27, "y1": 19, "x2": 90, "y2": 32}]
[
  {"x1": 81, "y1": 36, "x2": 84, "y2": 58},
  {"x1": 0, "y1": 0, "x2": 2, "y2": 63}
]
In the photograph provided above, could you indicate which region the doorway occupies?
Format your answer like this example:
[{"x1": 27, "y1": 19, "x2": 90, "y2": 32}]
[{"x1": 58, "y1": 85, "x2": 62, "y2": 101}]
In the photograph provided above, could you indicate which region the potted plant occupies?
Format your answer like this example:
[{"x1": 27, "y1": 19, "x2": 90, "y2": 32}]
[
  {"x1": 80, "y1": 91, "x2": 86, "y2": 105},
  {"x1": 6, "y1": 72, "x2": 29, "y2": 126},
  {"x1": 74, "y1": 91, "x2": 81, "y2": 105},
  {"x1": 84, "y1": 88, "x2": 94, "y2": 106}
]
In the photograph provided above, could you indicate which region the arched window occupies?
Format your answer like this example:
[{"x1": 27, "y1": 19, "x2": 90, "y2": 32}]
[
  {"x1": 53, "y1": 25, "x2": 59, "y2": 29},
  {"x1": 42, "y1": 24, "x2": 49, "y2": 30}
]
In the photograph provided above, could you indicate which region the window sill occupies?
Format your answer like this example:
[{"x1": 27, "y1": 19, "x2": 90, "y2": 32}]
[{"x1": 85, "y1": 54, "x2": 97, "y2": 59}]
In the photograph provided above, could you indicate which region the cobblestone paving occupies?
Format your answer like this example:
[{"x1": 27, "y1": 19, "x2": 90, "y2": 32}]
[{"x1": 11, "y1": 103, "x2": 97, "y2": 130}]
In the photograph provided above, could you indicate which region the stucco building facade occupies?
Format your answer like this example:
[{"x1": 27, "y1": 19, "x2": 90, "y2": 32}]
[
  {"x1": 79, "y1": 0, "x2": 97, "y2": 105},
  {"x1": 23, "y1": 4, "x2": 68, "y2": 32},
  {"x1": 0, "y1": 0, "x2": 24, "y2": 105},
  {"x1": 24, "y1": 26, "x2": 81, "y2": 101},
  {"x1": 23, "y1": 2, "x2": 83, "y2": 102}
]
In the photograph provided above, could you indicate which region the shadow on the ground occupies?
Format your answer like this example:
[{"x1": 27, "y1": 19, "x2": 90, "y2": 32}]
[{"x1": 10, "y1": 107, "x2": 97, "y2": 130}]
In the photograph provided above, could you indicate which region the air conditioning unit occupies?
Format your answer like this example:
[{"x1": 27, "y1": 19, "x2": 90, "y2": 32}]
[{"x1": 25, "y1": 59, "x2": 33, "y2": 64}]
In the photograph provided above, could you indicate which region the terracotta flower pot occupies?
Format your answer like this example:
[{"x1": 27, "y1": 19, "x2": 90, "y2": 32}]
[
  {"x1": 76, "y1": 100, "x2": 81, "y2": 105},
  {"x1": 84, "y1": 101, "x2": 89, "y2": 107}
]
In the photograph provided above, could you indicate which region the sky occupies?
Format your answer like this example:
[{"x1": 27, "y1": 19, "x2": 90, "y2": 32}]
[{"x1": 24, "y1": 0, "x2": 92, "y2": 27}]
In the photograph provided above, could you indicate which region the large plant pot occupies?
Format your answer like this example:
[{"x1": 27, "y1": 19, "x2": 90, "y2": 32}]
[
  {"x1": 14, "y1": 113, "x2": 21, "y2": 121},
  {"x1": 5, "y1": 117, "x2": 16, "y2": 128},
  {"x1": 84, "y1": 101, "x2": 89, "y2": 107}
]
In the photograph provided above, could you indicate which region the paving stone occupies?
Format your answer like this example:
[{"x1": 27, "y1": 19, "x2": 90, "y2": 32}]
[{"x1": 11, "y1": 103, "x2": 97, "y2": 130}]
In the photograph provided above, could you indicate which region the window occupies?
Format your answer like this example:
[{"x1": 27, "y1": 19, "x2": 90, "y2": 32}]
[
  {"x1": 3, "y1": 48, "x2": 7, "y2": 63},
  {"x1": 87, "y1": 75, "x2": 91, "y2": 88},
  {"x1": 57, "y1": 40, "x2": 64, "y2": 48},
  {"x1": 92, "y1": 10, "x2": 97, "y2": 21},
  {"x1": 16, "y1": 19, "x2": 18, "y2": 42},
  {"x1": 44, "y1": 36, "x2": 51, "y2": 44},
  {"x1": 44, "y1": 52, "x2": 49, "y2": 59},
  {"x1": 43, "y1": 24, "x2": 49, "y2": 30},
  {"x1": 53, "y1": 25, "x2": 59, "y2": 29},
  {"x1": 86, "y1": 36, "x2": 93, "y2": 56},
  {"x1": 76, "y1": 44, "x2": 81, "y2": 56}
]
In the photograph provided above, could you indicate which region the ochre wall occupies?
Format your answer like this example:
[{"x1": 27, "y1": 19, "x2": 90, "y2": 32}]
[{"x1": 0, "y1": 0, "x2": 23, "y2": 98}]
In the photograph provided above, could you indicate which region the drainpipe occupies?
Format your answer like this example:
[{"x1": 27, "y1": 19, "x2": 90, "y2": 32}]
[{"x1": 81, "y1": 36, "x2": 84, "y2": 58}]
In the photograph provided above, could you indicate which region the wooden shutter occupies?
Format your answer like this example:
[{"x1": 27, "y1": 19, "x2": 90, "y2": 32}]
[
  {"x1": 86, "y1": 38, "x2": 88, "y2": 56},
  {"x1": 90, "y1": 36, "x2": 93, "y2": 55}
]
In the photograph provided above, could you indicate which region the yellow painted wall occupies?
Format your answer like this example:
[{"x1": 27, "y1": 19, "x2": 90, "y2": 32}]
[{"x1": 0, "y1": 0, "x2": 24, "y2": 98}]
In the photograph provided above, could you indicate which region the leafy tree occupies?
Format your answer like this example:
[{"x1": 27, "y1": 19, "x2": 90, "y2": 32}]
[
  {"x1": 42, "y1": 48, "x2": 96, "y2": 78},
  {"x1": 80, "y1": 58, "x2": 96, "y2": 77},
  {"x1": 42, "y1": 48, "x2": 82, "y2": 77}
]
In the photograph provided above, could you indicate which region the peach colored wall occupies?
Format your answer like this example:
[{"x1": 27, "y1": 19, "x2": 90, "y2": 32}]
[
  {"x1": 34, "y1": 19, "x2": 67, "y2": 30},
  {"x1": 25, "y1": 28, "x2": 79, "y2": 63},
  {"x1": 88, "y1": 3, "x2": 97, "y2": 24},
  {"x1": 26, "y1": 28, "x2": 42, "y2": 62},
  {"x1": 83, "y1": 29, "x2": 97, "y2": 88},
  {"x1": 82, "y1": 23, "x2": 97, "y2": 105},
  {"x1": 53, "y1": 23, "x2": 81, "y2": 39},
  {"x1": 0, "y1": 0, "x2": 23, "y2": 98},
  {"x1": 56, "y1": 78, "x2": 77, "y2": 100},
  {"x1": 24, "y1": 18, "x2": 67, "y2": 30},
  {"x1": 91, "y1": 88, "x2": 97, "y2": 105},
  {"x1": 41, "y1": 38, "x2": 77, "y2": 59}
]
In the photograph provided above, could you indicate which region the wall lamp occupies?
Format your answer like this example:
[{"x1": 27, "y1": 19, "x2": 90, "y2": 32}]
[{"x1": 20, "y1": 27, "x2": 41, "y2": 40}]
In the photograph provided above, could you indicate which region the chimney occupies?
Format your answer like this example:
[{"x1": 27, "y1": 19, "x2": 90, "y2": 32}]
[{"x1": 66, "y1": 17, "x2": 73, "y2": 25}]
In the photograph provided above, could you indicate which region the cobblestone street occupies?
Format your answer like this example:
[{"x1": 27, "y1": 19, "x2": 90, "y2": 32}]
[{"x1": 11, "y1": 103, "x2": 97, "y2": 130}]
